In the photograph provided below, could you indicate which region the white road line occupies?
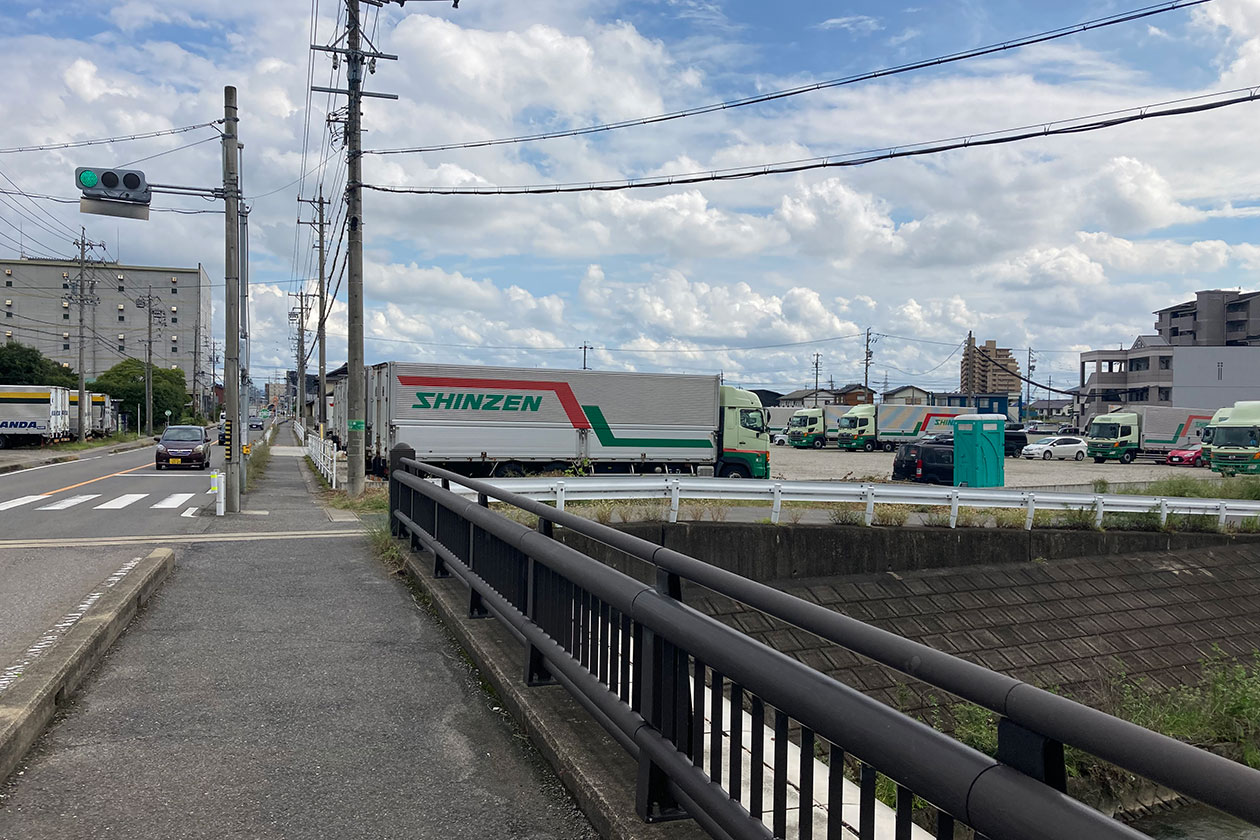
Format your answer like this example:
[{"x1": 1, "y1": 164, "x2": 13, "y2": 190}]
[
  {"x1": 94, "y1": 493, "x2": 149, "y2": 510},
  {"x1": 0, "y1": 495, "x2": 49, "y2": 511},
  {"x1": 151, "y1": 492, "x2": 196, "y2": 509},
  {"x1": 36, "y1": 494, "x2": 101, "y2": 511},
  {"x1": 181, "y1": 507, "x2": 198, "y2": 518}
]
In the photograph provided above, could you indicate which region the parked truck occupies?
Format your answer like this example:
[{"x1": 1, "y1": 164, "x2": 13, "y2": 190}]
[
  {"x1": 363, "y1": 362, "x2": 770, "y2": 478},
  {"x1": 1085, "y1": 405, "x2": 1213, "y2": 464},
  {"x1": 835, "y1": 403, "x2": 976, "y2": 452},
  {"x1": 1207, "y1": 401, "x2": 1260, "y2": 476},
  {"x1": 68, "y1": 392, "x2": 115, "y2": 438},
  {"x1": 0, "y1": 385, "x2": 71, "y2": 449},
  {"x1": 787, "y1": 406, "x2": 838, "y2": 449},
  {"x1": 1199, "y1": 405, "x2": 1233, "y2": 465}
]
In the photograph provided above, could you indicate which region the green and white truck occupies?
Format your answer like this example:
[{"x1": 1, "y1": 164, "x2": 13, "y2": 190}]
[
  {"x1": 1199, "y1": 405, "x2": 1233, "y2": 465},
  {"x1": 1085, "y1": 405, "x2": 1213, "y2": 464},
  {"x1": 835, "y1": 403, "x2": 974, "y2": 452},
  {"x1": 1208, "y1": 401, "x2": 1260, "y2": 476},
  {"x1": 361, "y1": 362, "x2": 770, "y2": 478},
  {"x1": 786, "y1": 406, "x2": 833, "y2": 449}
]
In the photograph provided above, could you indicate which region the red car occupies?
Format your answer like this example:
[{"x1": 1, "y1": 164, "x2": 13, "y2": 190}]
[{"x1": 1166, "y1": 443, "x2": 1205, "y2": 468}]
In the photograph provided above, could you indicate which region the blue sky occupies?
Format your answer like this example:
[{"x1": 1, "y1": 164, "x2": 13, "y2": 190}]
[{"x1": 0, "y1": 0, "x2": 1257, "y2": 396}]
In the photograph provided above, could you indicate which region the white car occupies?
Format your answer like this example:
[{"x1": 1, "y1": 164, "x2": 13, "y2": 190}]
[
  {"x1": 1021, "y1": 436, "x2": 1086, "y2": 461},
  {"x1": 772, "y1": 429, "x2": 790, "y2": 446}
]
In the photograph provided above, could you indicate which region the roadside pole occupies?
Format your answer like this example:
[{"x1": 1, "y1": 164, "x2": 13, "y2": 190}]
[
  {"x1": 75, "y1": 228, "x2": 87, "y2": 442},
  {"x1": 346, "y1": 0, "x2": 366, "y2": 497},
  {"x1": 223, "y1": 85, "x2": 241, "y2": 513},
  {"x1": 145, "y1": 284, "x2": 153, "y2": 436},
  {"x1": 316, "y1": 187, "x2": 327, "y2": 433}
]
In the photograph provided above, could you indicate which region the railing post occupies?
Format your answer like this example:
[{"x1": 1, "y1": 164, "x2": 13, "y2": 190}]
[
  {"x1": 635, "y1": 626, "x2": 689, "y2": 823},
  {"x1": 668, "y1": 478, "x2": 680, "y2": 524},
  {"x1": 1093, "y1": 495, "x2": 1105, "y2": 529},
  {"x1": 524, "y1": 517, "x2": 558, "y2": 686},
  {"x1": 555, "y1": 480, "x2": 565, "y2": 513},
  {"x1": 468, "y1": 521, "x2": 488, "y2": 619},
  {"x1": 1158, "y1": 498, "x2": 1169, "y2": 528},
  {"x1": 997, "y1": 718, "x2": 1067, "y2": 792},
  {"x1": 1024, "y1": 493, "x2": 1036, "y2": 531},
  {"x1": 948, "y1": 490, "x2": 960, "y2": 529},
  {"x1": 863, "y1": 484, "x2": 875, "y2": 526},
  {"x1": 771, "y1": 482, "x2": 782, "y2": 524},
  {"x1": 1218, "y1": 501, "x2": 1229, "y2": 530}
]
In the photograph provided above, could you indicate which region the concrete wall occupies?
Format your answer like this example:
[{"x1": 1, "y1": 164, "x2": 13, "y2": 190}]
[{"x1": 1172, "y1": 345, "x2": 1260, "y2": 407}]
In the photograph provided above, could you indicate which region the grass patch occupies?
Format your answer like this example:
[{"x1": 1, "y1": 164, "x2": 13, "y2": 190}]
[
  {"x1": 871, "y1": 504, "x2": 909, "y2": 527},
  {"x1": 1164, "y1": 513, "x2": 1220, "y2": 533},
  {"x1": 1053, "y1": 506, "x2": 1100, "y2": 531},
  {"x1": 954, "y1": 507, "x2": 987, "y2": 528},
  {"x1": 1123, "y1": 474, "x2": 1260, "y2": 501},
  {"x1": 921, "y1": 508, "x2": 952, "y2": 528},
  {"x1": 244, "y1": 436, "x2": 272, "y2": 491},
  {"x1": 53, "y1": 431, "x2": 143, "y2": 452},
  {"x1": 1228, "y1": 515, "x2": 1260, "y2": 534},
  {"x1": 324, "y1": 485, "x2": 389, "y2": 514},
  {"x1": 1101, "y1": 510, "x2": 1163, "y2": 532},
  {"x1": 992, "y1": 508, "x2": 1028, "y2": 529},
  {"x1": 826, "y1": 502, "x2": 866, "y2": 526},
  {"x1": 367, "y1": 522, "x2": 407, "y2": 574}
]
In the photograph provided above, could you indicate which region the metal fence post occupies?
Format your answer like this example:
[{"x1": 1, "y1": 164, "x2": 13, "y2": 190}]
[
  {"x1": 997, "y1": 718, "x2": 1067, "y2": 792},
  {"x1": 771, "y1": 482, "x2": 782, "y2": 524},
  {"x1": 635, "y1": 625, "x2": 689, "y2": 823},
  {"x1": 668, "y1": 478, "x2": 680, "y2": 524},
  {"x1": 1024, "y1": 493, "x2": 1036, "y2": 531},
  {"x1": 863, "y1": 484, "x2": 876, "y2": 526}
]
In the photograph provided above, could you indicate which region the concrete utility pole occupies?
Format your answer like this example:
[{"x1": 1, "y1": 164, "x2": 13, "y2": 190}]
[
  {"x1": 812, "y1": 353, "x2": 822, "y2": 407},
  {"x1": 289, "y1": 291, "x2": 309, "y2": 424},
  {"x1": 345, "y1": 0, "x2": 366, "y2": 497},
  {"x1": 299, "y1": 189, "x2": 329, "y2": 429},
  {"x1": 863, "y1": 328, "x2": 875, "y2": 394},
  {"x1": 223, "y1": 85, "x2": 242, "y2": 513},
  {"x1": 144, "y1": 284, "x2": 154, "y2": 436},
  {"x1": 75, "y1": 228, "x2": 87, "y2": 442}
]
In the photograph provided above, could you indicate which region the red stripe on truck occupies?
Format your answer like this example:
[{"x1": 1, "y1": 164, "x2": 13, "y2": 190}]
[{"x1": 397, "y1": 375, "x2": 592, "y2": 429}]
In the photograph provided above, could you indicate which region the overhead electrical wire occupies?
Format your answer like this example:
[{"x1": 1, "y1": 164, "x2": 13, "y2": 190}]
[
  {"x1": 118, "y1": 132, "x2": 221, "y2": 168},
  {"x1": 363, "y1": 0, "x2": 1211, "y2": 156},
  {"x1": 0, "y1": 121, "x2": 224, "y2": 155},
  {"x1": 360, "y1": 86, "x2": 1260, "y2": 196}
]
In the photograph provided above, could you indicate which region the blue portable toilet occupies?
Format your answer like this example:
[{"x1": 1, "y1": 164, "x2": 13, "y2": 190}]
[{"x1": 951, "y1": 413, "x2": 1006, "y2": 487}]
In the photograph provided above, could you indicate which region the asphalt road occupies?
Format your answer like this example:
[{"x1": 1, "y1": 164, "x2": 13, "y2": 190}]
[{"x1": 0, "y1": 421, "x2": 270, "y2": 674}]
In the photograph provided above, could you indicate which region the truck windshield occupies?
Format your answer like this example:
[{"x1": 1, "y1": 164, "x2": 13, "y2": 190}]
[
  {"x1": 837, "y1": 417, "x2": 859, "y2": 429},
  {"x1": 739, "y1": 409, "x2": 765, "y2": 433},
  {"x1": 1201, "y1": 427, "x2": 1215, "y2": 444},
  {"x1": 1213, "y1": 426, "x2": 1260, "y2": 448},
  {"x1": 1089, "y1": 422, "x2": 1120, "y2": 439},
  {"x1": 788, "y1": 415, "x2": 810, "y2": 427}
]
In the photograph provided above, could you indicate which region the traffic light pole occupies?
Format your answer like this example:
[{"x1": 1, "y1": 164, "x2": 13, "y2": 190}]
[{"x1": 223, "y1": 86, "x2": 242, "y2": 513}]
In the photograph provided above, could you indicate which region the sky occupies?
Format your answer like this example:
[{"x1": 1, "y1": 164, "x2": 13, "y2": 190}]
[{"x1": 0, "y1": 0, "x2": 1258, "y2": 398}]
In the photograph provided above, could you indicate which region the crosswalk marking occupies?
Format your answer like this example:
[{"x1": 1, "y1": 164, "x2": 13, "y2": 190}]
[
  {"x1": 36, "y1": 494, "x2": 101, "y2": 511},
  {"x1": 94, "y1": 494, "x2": 148, "y2": 510},
  {"x1": 151, "y1": 493, "x2": 196, "y2": 510},
  {"x1": 0, "y1": 495, "x2": 48, "y2": 511}
]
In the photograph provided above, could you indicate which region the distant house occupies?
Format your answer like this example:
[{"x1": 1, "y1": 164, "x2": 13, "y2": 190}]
[
  {"x1": 836, "y1": 383, "x2": 877, "y2": 406},
  {"x1": 779, "y1": 388, "x2": 845, "y2": 407},
  {"x1": 1027, "y1": 399, "x2": 1073, "y2": 419},
  {"x1": 881, "y1": 385, "x2": 931, "y2": 405}
]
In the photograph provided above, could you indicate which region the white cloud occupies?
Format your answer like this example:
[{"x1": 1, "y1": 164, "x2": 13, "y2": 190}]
[{"x1": 814, "y1": 16, "x2": 883, "y2": 35}]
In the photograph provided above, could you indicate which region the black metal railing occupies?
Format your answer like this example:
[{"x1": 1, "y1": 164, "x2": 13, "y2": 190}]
[{"x1": 390, "y1": 457, "x2": 1260, "y2": 840}]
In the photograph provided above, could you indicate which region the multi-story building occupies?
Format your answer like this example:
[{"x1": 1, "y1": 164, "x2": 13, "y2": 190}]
[
  {"x1": 960, "y1": 334, "x2": 1022, "y2": 395},
  {"x1": 1079, "y1": 289, "x2": 1260, "y2": 414},
  {"x1": 1, "y1": 258, "x2": 213, "y2": 413}
]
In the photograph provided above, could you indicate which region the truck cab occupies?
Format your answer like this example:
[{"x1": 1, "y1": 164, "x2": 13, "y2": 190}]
[
  {"x1": 1200, "y1": 406, "x2": 1232, "y2": 464},
  {"x1": 717, "y1": 386, "x2": 770, "y2": 478},
  {"x1": 1087, "y1": 411, "x2": 1139, "y2": 463},
  {"x1": 1208, "y1": 401, "x2": 1260, "y2": 476},
  {"x1": 835, "y1": 404, "x2": 877, "y2": 451},
  {"x1": 788, "y1": 408, "x2": 827, "y2": 449}
]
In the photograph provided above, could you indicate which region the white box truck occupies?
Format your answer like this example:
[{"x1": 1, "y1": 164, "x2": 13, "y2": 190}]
[
  {"x1": 1085, "y1": 405, "x2": 1214, "y2": 463},
  {"x1": 0, "y1": 385, "x2": 71, "y2": 448},
  {"x1": 68, "y1": 392, "x2": 111, "y2": 438},
  {"x1": 364, "y1": 362, "x2": 770, "y2": 478},
  {"x1": 835, "y1": 403, "x2": 975, "y2": 452}
]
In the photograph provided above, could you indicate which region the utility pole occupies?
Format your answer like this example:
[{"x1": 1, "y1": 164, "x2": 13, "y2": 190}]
[
  {"x1": 299, "y1": 190, "x2": 329, "y2": 429},
  {"x1": 75, "y1": 228, "x2": 87, "y2": 442},
  {"x1": 863, "y1": 328, "x2": 875, "y2": 394},
  {"x1": 812, "y1": 353, "x2": 822, "y2": 407},
  {"x1": 580, "y1": 341, "x2": 593, "y2": 370},
  {"x1": 345, "y1": 0, "x2": 367, "y2": 497},
  {"x1": 223, "y1": 85, "x2": 242, "y2": 513},
  {"x1": 134, "y1": 284, "x2": 157, "y2": 435},
  {"x1": 1026, "y1": 347, "x2": 1036, "y2": 420},
  {"x1": 289, "y1": 291, "x2": 309, "y2": 424}
]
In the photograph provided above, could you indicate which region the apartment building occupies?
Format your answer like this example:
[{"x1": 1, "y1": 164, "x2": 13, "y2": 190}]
[
  {"x1": 960, "y1": 334, "x2": 1022, "y2": 395},
  {"x1": 1, "y1": 258, "x2": 212, "y2": 410}
]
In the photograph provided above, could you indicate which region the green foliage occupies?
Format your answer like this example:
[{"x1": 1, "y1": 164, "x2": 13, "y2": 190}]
[
  {"x1": 1164, "y1": 513, "x2": 1219, "y2": 533},
  {"x1": 992, "y1": 508, "x2": 1028, "y2": 529},
  {"x1": 826, "y1": 502, "x2": 866, "y2": 526},
  {"x1": 0, "y1": 342, "x2": 77, "y2": 387},
  {"x1": 872, "y1": 504, "x2": 909, "y2": 526},
  {"x1": 1125, "y1": 475, "x2": 1260, "y2": 502},
  {"x1": 1228, "y1": 516, "x2": 1260, "y2": 534},
  {"x1": 1091, "y1": 478, "x2": 1110, "y2": 495},
  {"x1": 1101, "y1": 510, "x2": 1163, "y2": 532},
  {"x1": 92, "y1": 358, "x2": 187, "y2": 429},
  {"x1": 1054, "y1": 506, "x2": 1100, "y2": 531},
  {"x1": 954, "y1": 506, "x2": 987, "y2": 528},
  {"x1": 921, "y1": 507, "x2": 952, "y2": 528}
]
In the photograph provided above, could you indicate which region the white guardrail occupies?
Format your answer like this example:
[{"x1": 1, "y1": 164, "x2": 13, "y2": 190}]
[
  {"x1": 307, "y1": 435, "x2": 337, "y2": 489},
  {"x1": 294, "y1": 421, "x2": 305, "y2": 444},
  {"x1": 432, "y1": 476, "x2": 1260, "y2": 530}
]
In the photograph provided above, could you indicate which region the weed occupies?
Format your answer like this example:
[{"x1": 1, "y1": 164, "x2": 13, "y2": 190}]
[
  {"x1": 827, "y1": 502, "x2": 866, "y2": 526},
  {"x1": 244, "y1": 437, "x2": 272, "y2": 491},
  {"x1": 872, "y1": 504, "x2": 909, "y2": 526},
  {"x1": 954, "y1": 507, "x2": 987, "y2": 528},
  {"x1": 681, "y1": 500, "x2": 707, "y2": 521},
  {"x1": 631, "y1": 500, "x2": 669, "y2": 522},
  {"x1": 706, "y1": 500, "x2": 730, "y2": 522},
  {"x1": 784, "y1": 505, "x2": 806, "y2": 525},
  {"x1": 992, "y1": 508, "x2": 1027, "y2": 529},
  {"x1": 325, "y1": 485, "x2": 389, "y2": 514},
  {"x1": 922, "y1": 508, "x2": 953, "y2": 528},
  {"x1": 367, "y1": 522, "x2": 408, "y2": 574},
  {"x1": 1227, "y1": 515, "x2": 1260, "y2": 534},
  {"x1": 1054, "y1": 506, "x2": 1100, "y2": 531},
  {"x1": 53, "y1": 431, "x2": 143, "y2": 453},
  {"x1": 592, "y1": 499, "x2": 616, "y2": 525},
  {"x1": 1164, "y1": 513, "x2": 1220, "y2": 533},
  {"x1": 1028, "y1": 509, "x2": 1059, "y2": 529},
  {"x1": 1101, "y1": 510, "x2": 1162, "y2": 532},
  {"x1": 1091, "y1": 478, "x2": 1110, "y2": 495}
]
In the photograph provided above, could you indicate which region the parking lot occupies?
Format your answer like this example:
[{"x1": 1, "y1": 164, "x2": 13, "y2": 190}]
[{"x1": 767, "y1": 440, "x2": 1207, "y2": 489}]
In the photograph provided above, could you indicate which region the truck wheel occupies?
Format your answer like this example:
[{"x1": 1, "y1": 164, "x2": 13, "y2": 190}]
[
  {"x1": 1119, "y1": 451, "x2": 1135, "y2": 464},
  {"x1": 0, "y1": 435, "x2": 7, "y2": 450},
  {"x1": 863, "y1": 441, "x2": 875, "y2": 452},
  {"x1": 812, "y1": 438, "x2": 824, "y2": 450},
  {"x1": 720, "y1": 464, "x2": 750, "y2": 479},
  {"x1": 883, "y1": 442, "x2": 895, "y2": 452},
  {"x1": 1093, "y1": 457, "x2": 1106, "y2": 464}
]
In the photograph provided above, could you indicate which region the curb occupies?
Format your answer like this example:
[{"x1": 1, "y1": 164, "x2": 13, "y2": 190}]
[
  {"x1": 0, "y1": 547, "x2": 174, "y2": 784},
  {"x1": 399, "y1": 551, "x2": 706, "y2": 840}
]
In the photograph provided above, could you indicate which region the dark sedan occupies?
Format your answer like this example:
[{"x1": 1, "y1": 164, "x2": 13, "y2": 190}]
[{"x1": 156, "y1": 425, "x2": 211, "y2": 470}]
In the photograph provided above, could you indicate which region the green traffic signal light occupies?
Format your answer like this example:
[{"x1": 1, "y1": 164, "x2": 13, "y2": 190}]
[{"x1": 78, "y1": 169, "x2": 99, "y2": 188}]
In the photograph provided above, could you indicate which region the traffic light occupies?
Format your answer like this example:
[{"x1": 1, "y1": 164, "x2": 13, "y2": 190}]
[{"x1": 74, "y1": 167, "x2": 151, "y2": 205}]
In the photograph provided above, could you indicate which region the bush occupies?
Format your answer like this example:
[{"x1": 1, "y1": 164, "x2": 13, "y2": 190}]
[
  {"x1": 706, "y1": 500, "x2": 730, "y2": 522},
  {"x1": 827, "y1": 502, "x2": 866, "y2": 526},
  {"x1": 872, "y1": 504, "x2": 909, "y2": 526},
  {"x1": 1228, "y1": 516, "x2": 1260, "y2": 534},
  {"x1": 1054, "y1": 506, "x2": 1100, "y2": 531},
  {"x1": 1091, "y1": 478, "x2": 1110, "y2": 495},
  {"x1": 921, "y1": 508, "x2": 952, "y2": 528},
  {"x1": 954, "y1": 507, "x2": 987, "y2": 528},
  {"x1": 1164, "y1": 513, "x2": 1219, "y2": 533},
  {"x1": 992, "y1": 508, "x2": 1028, "y2": 529},
  {"x1": 592, "y1": 499, "x2": 615, "y2": 525},
  {"x1": 1101, "y1": 510, "x2": 1162, "y2": 532}
]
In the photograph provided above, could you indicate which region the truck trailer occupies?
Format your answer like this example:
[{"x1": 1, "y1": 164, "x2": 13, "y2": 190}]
[
  {"x1": 835, "y1": 403, "x2": 975, "y2": 451},
  {"x1": 362, "y1": 362, "x2": 770, "y2": 478},
  {"x1": 0, "y1": 385, "x2": 71, "y2": 449},
  {"x1": 1085, "y1": 405, "x2": 1213, "y2": 464}
]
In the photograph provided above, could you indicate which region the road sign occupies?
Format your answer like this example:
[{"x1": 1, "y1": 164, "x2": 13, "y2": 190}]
[
  {"x1": 164, "y1": 409, "x2": 172, "y2": 417},
  {"x1": 243, "y1": 444, "x2": 251, "y2": 455}
]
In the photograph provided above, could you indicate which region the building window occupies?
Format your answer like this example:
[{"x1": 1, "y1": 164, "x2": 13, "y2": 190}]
[
  {"x1": 118, "y1": 344, "x2": 126, "y2": 353},
  {"x1": 117, "y1": 284, "x2": 125, "y2": 292},
  {"x1": 64, "y1": 313, "x2": 70, "y2": 321},
  {"x1": 1158, "y1": 387, "x2": 1172, "y2": 401},
  {"x1": 63, "y1": 343, "x2": 70, "y2": 350},
  {"x1": 1130, "y1": 357, "x2": 1149, "y2": 372},
  {"x1": 1218, "y1": 362, "x2": 1224, "y2": 381},
  {"x1": 118, "y1": 315, "x2": 125, "y2": 322},
  {"x1": 62, "y1": 282, "x2": 70, "y2": 290},
  {"x1": 170, "y1": 287, "x2": 177, "y2": 294},
  {"x1": 4, "y1": 312, "x2": 10, "y2": 319},
  {"x1": 3, "y1": 281, "x2": 9, "y2": 287},
  {"x1": 171, "y1": 317, "x2": 177, "y2": 324},
  {"x1": 1158, "y1": 356, "x2": 1172, "y2": 370}
]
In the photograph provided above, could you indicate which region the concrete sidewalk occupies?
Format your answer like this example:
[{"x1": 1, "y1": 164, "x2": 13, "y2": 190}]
[{"x1": 0, "y1": 429, "x2": 596, "y2": 839}]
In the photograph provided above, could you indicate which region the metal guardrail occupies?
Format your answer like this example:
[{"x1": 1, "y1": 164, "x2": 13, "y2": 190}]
[
  {"x1": 427, "y1": 475, "x2": 1260, "y2": 529},
  {"x1": 305, "y1": 434, "x2": 337, "y2": 489},
  {"x1": 390, "y1": 459, "x2": 1260, "y2": 839},
  {"x1": 294, "y1": 421, "x2": 305, "y2": 444}
]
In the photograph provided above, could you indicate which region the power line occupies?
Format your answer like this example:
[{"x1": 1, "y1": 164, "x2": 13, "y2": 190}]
[
  {"x1": 118, "y1": 132, "x2": 222, "y2": 168},
  {"x1": 0, "y1": 121, "x2": 224, "y2": 155},
  {"x1": 361, "y1": 86, "x2": 1260, "y2": 196},
  {"x1": 363, "y1": 0, "x2": 1210, "y2": 156}
]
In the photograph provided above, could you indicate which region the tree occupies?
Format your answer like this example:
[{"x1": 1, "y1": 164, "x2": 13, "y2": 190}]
[
  {"x1": 93, "y1": 359, "x2": 188, "y2": 430},
  {"x1": 0, "y1": 342, "x2": 77, "y2": 388}
]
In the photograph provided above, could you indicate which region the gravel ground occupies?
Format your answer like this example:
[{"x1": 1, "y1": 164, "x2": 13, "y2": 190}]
[{"x1": 766, "y1": 441, "x2": 1212, "y2": 489}]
